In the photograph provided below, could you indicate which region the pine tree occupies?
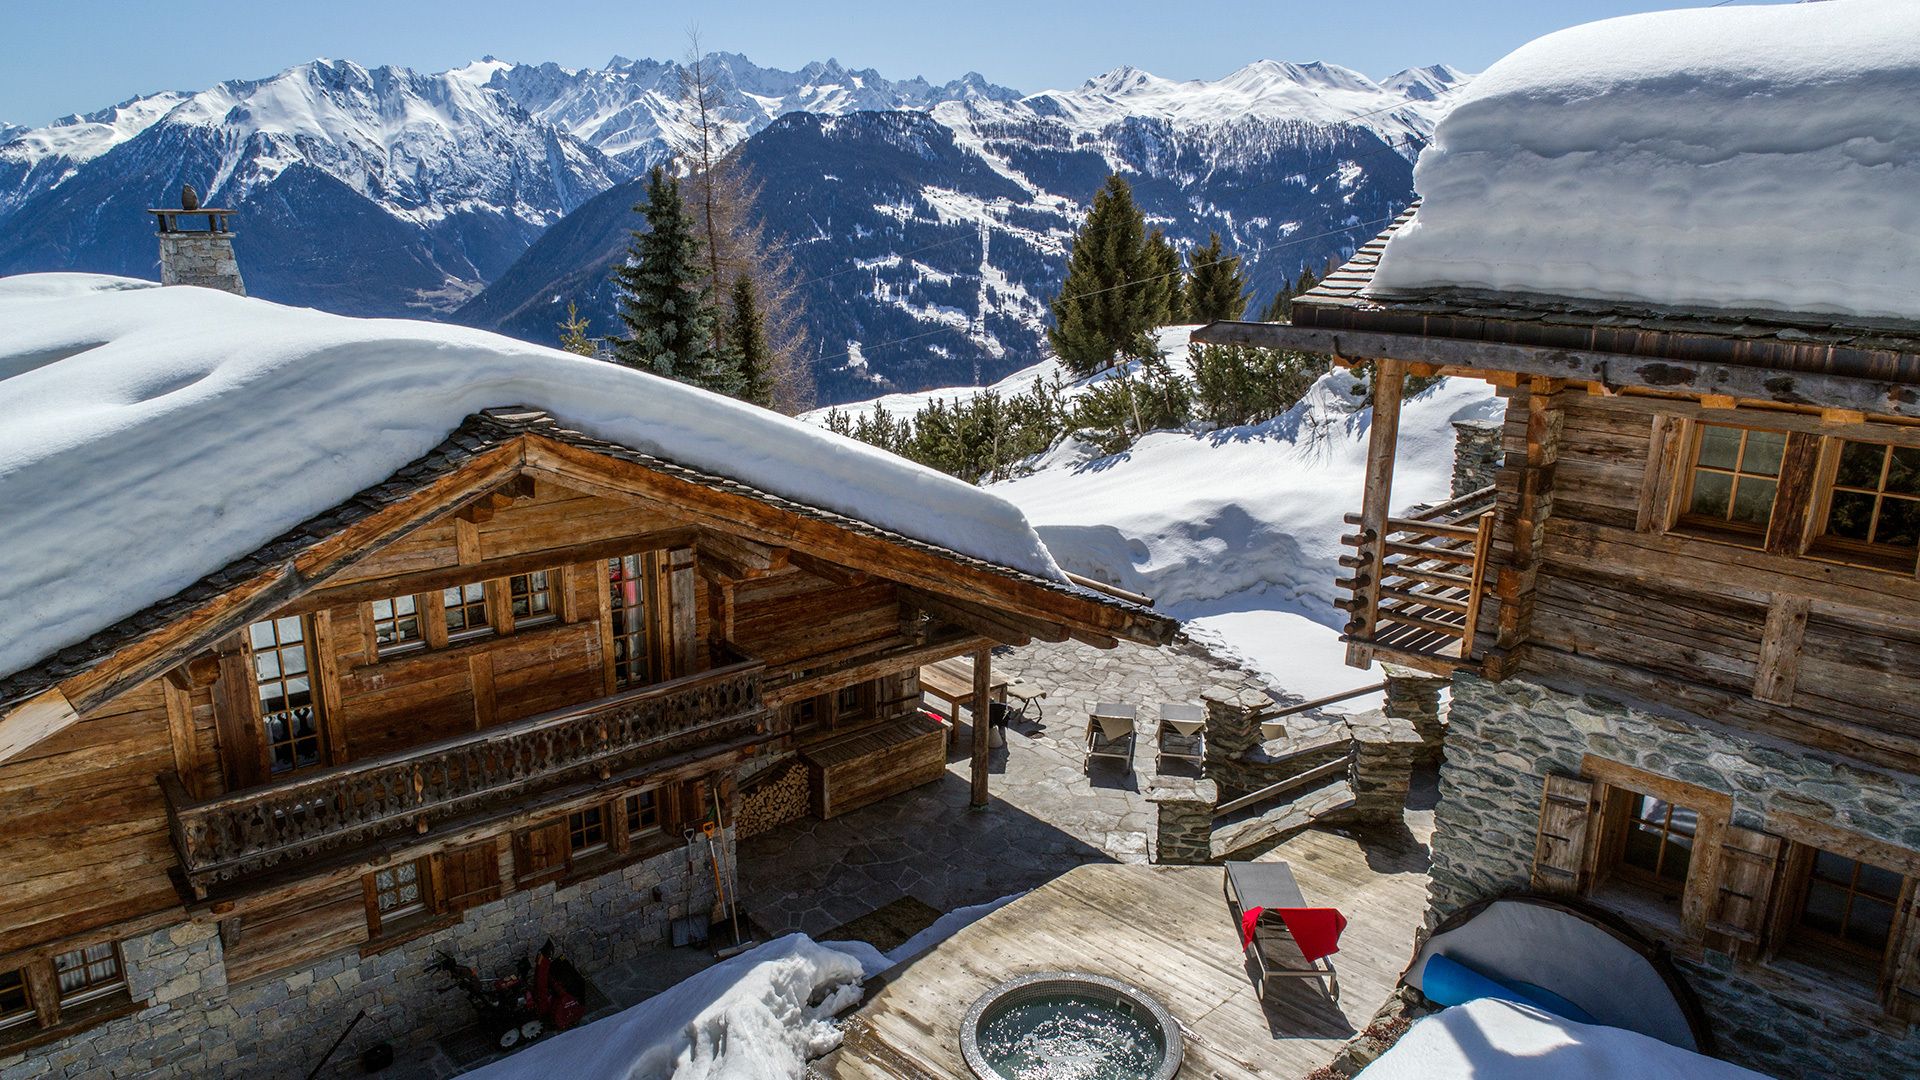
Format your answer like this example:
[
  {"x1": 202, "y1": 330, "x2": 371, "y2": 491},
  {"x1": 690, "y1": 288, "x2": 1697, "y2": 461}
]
[
  {"x1": 1145, "y1": 229, "x2": 1187, "y2": 325},
  {"x1": 611, "y1": 165, "x2": 723, "y2": 385},
  {"x1": 724, "y1": 273, "x2": 776, "y2": 408},
  {"x1": 1186, "y1": 232, "x2": 1251, "y2": 323},
  {"x1": 556, "y1": 301, "x2": 598, "y2": 357},
  {"x1": 1047, "y1": 174, "x2": 1161, "y2": 378}
]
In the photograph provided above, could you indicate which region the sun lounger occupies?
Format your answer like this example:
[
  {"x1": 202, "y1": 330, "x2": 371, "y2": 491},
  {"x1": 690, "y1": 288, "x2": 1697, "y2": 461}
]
[
  {"x1": 1085, "y1": 702, "x2": 1137, "y2": 772},
  {"x1": 1156, "y1": 702, "x2": 1207, "y2": 772},
  {"x1": 1223, "y1": 860, "x2": 1343, "y2": 1002}
]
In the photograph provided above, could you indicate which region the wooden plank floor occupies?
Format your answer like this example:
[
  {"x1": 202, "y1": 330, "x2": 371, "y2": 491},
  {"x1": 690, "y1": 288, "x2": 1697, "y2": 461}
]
[{"x1": 823, "y1": 826, "x2": 1430, "y2": 1079}]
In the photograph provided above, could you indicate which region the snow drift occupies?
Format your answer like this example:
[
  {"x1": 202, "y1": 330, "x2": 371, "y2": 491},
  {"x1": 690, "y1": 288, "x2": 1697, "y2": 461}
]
[
  {"x1": 1368, "y1": 0, "x2": 1920, "y2": 323},
  {"x1": 0, "y1": 274, "x2": 1064, "y2": 683},
  {"x1": 463, "y1": 935, "x2": 876, "y2": 1080}
]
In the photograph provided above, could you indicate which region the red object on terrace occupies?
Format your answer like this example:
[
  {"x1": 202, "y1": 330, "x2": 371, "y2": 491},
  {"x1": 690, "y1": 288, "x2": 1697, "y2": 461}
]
[{"x1": 1240, "y1": 905, "x2": 1348, "y2": 962}]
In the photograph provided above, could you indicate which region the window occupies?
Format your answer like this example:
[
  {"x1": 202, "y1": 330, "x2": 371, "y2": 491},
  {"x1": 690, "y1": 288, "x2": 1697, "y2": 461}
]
[
  {"x1": 249, "y1": 616, "x2": 323, "y2": 774},
  {"x1": 1821, "y1": 440, "x2": 1920, "y2": 557},
  {"x1": 370, "y1": 860, "x2": 429, "y2": 928},
  {"x1": 1682, "y1": 424, "x2": 1786, "y2": 535},
  {"x1": 509, "y1": 571, "x2": 557, "y2": 627},
  {"x1": 51, "y1": 944, "x2": 123, "y2": 1008},
  {"x1": 835, "y1": 683, "x2": 873, "y2": 725},
  {"x1": 1615, "y1": 792, "x2": 1699, "y2": 897},
  {"x1": 0, "y1": 969, "x2": 30, "y2": 1032},
  {"x1": 443, "y1": 582, "x2": 490, "y2": 639},
  {"x1": 790, "y1": 696, "x2": 822, "y2": 736},
  {"x1": 608, "y1": 554, "x2": 656, "y2": 690},
  {"x1": 370, "y1": 595, "x2": 422, "y2": 653},
  {"x1": 568, "y1": 806, "x2": 607, "y2": 856},
  {"x1": 625, "y1": 790, "x2": 660, "y2": 836},
  {"x1": 1795, "y1": 851, "x2": 1901, "y2": 958}
]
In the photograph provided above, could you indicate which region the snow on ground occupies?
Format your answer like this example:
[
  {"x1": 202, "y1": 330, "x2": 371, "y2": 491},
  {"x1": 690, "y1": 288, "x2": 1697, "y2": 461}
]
[
  {"x1": 0, "y1": 275, "x2": 1067, "y2": 683},
  {"x1": 464, "y1": 935, "x2": 877, "y2": 1080},
  {"x1": 880, "y1": 892, "x2": 1023, "y2": 967},
  {"x1": 1356, "y1": 998, "x2": 1772, "y2": 1080},
  {"x1": 1370, "y1": 0, "x2": 1920, "y2": 323},
  {"x1": 812, "y1": 331, "x2": 1500, "y2": 709}
]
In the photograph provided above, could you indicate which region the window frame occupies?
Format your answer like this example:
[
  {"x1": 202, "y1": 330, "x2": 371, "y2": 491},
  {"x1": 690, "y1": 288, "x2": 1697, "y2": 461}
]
[
  {"x1": 1674, "y1": 421, "x2": 1789, "y2": 543},
  {"x1": 51, "y1": 943, "x2": 125, "y2": 1010},
  {"x1": 1785, "y1": 847, "x2": 1903, "y2": 962},
  {"x1": 1810, "y1": 437, "x2": 1920, "y2": 571},
  {"x1": 441, "y1": 581, "x2": 492, "y2": 642},
  {"x1": 247, "y1": 615, "x2": 327, "y2": 776},
  {"x1": 0, "y1": 939, "x2": 135, "y2": 1051},
  {"x1": 567, "y1": 805, "x2": 609, "y2": 858},
  {"x1": 624, "y1": 789, "x2": 662, "y2": 839},
  {"x1": 368, "y1": 594, "x2": 426, "y2": 658},
  {"x1": 508, "y1": 570, "x2": 559, "y2": 630},
  {"x1": 607, "y1": 552, "x2": 663, "y2": 692},
  {"x1": 364, "y1": 857, "x2": 434, "y2": 937},
  {"x1": 1609, "y1": 790, "x2": 1701, "y2": 900},
  {"x1": 0, "y1": 967, "x2": 32, "y2": 1033}
]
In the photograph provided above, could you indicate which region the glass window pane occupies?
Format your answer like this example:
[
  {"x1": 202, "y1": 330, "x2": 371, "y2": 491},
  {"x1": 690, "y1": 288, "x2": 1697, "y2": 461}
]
[
  {"x1": 250, "y1": 622, "x2": 277, "y2": 650},
  {"x1": 1857, "y1": 861, "x2": 1903, "y2": 899},
  {"x1": 275, "y1": 616, "x2": 303, "y2": 642},
  {"x1": 282, "y1": 648, "x2": 307, "y2": 676},
  {"x1": 1697, "y1": 426, "x2": 1741, "y2": 470},
  {"x1": 1689, "y1": 471, "x2": 1733, "y2": 518},
  {"x1": 372, "y1": 599, "x2": 394, "y2": 621},
  {"x1": 1659, "y1": 839, "x2": 1692, "y2": 882},
  {"x1": 1836, "y1": 441, "x2": 1885, "y2": 489},
  {"x1": 1876, "y1": 498, "x2": 1920, "y2": 550},
  {"x1": 1802, "y1": 881, "x2": 1846, "y2": 935},
  {"x1": 254, "y1": 653, "x2": 281, "y2": 680},
  {"x1": 443, "y1": 586, "x2": 464, "y2": 607},
  {"x1": 392, "y1": 595, "x2": 416, "y2": 617},
  {"x1": 1730, "y1": 478, "x2": 1776, "y2": 527},
  {"x1": 1887, "y1": 446, "x2": 1920, "y2": 496},
  {"x1": 1623, "y1": 826, "x2": 1662, "y2": 872},
  {"x1": 1849, "y1": 897, "x2": 1896, "y2": 950},
  {"x1": 1742, "y1": 431, "x2": 1786, "y2": 477},
  {"x1": 1827, "y1": 491, "x2": 1876, "y2": 541}
]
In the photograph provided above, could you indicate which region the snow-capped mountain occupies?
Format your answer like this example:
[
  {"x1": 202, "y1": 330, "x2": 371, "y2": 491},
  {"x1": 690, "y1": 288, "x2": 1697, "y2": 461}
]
[
  {"x1": 462, "y1": 59, "x2": 1461, "y2": 401},
  {"x1": 481, "y1": 53, "x2": 1019, "y2": 165}
]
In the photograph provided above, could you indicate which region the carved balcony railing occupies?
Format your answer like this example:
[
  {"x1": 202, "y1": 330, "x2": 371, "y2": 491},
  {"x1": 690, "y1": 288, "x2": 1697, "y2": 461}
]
[
  {"x1": 1336, "y1": 485, "x2": 1497, "y2": 675},
  {"x1": 159, "y1": 658, "x2": 766, "y2": 896}
]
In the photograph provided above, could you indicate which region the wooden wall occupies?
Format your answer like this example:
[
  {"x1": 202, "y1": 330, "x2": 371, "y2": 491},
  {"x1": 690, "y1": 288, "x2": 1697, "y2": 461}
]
[{"x1": 1490, "y1": 387, "x2": 1920, "y2": 770}]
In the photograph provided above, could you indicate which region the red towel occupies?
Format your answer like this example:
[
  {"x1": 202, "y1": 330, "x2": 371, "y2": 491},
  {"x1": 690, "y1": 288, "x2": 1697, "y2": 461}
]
[{"x1": 1240, "y1": 906, "x2": 1347, "y2": 962}]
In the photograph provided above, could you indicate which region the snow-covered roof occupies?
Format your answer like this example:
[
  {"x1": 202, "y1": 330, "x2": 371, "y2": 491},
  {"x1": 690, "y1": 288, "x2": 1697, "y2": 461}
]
[
  {"x1": 0, "y1": 274, "x2": 1071, "y2": 684},
  {"x1": 1368, "y1": 0, "x2": 1920, "y2": 324}
]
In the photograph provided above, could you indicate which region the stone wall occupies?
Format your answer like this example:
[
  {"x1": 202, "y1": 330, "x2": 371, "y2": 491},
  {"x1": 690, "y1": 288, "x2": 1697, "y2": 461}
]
[
  {"x1": 1147, "y1": 777, "x2": 1216, "y2": 865},
  {"x1": 0, "y1": 835, "x2": 724, "y2": 1080},
  {"x1": 1431, "y1": 673, "x2": 1920, "y2": 1079},
  {"x1": 157, "y1": 233, "x2": 246, "y2": 296},
  {"x1": 1450, "y1": 419, "x2": 1503, "y2": 498},
  {"x1": 1344, "y1": 712, "x2": 1421, "y2": 824},
  {"x1": 1381, "y1": 665, "x2": 1447, "y2": 769}
]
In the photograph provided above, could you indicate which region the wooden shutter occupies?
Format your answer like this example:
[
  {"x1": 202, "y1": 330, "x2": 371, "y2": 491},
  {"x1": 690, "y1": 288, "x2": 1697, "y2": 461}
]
[
  {"x1": 437, "y1": 841, "x2": 503, "y2": 912},
  {"x1": 1531, "y1": 775, "x2": 1596, "y2": 895},
  {"x1": 1883, "y1": 877, "x2": 1920, "y2": 1023},
  {"x1": 513, "y1": 819, "x2": 570, "y2": 887},
  {"x1": 1703, "y1": 825, "x2": 1783, "y2": 953}
]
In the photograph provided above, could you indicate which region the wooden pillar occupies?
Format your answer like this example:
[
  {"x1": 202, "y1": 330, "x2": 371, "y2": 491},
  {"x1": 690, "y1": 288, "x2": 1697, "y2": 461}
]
[
  {"x1": 1347, "y1": 359, "x2": 1407, "y2": 667},
  {"x1": 970, "y1": 647, "x2": 992, "y2": 809},
  {"x1": 1493, "y1": 377, "x2": 1566, "y2": 657}
]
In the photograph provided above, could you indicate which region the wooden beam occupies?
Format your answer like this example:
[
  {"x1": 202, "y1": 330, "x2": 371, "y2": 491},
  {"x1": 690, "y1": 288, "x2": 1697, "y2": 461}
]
[
  {"x1": 903, "y1": 588, "x2": 1066, "y2": 645},
  {"x1": 970, "y1": 647, "x2": 992, "y2": 809},
  {"x1": 697, "y1": 531, "x2": 789, "y2": 577},
  {"x1": 788, "y1": 551, "x2": 871, "y2": 587},
  {"x1": 1190, "y1": 322, "x2": 1920, "y2": 420},
  {"x1": 1346, "y1": 358, "x2": 1406, "y2": 667},
  {"x1": 769, "y1": 634, "x2": 992, "y2": 706},
  {"x1": 0, "y1": 689, "x2": 80, "y2": 764},
  {"x1": 164, "y1": 651, "x2": 222, "y2": 691},
  {"x1": 1753, "y1": 594, "x2": 1810, "y2": 706}
]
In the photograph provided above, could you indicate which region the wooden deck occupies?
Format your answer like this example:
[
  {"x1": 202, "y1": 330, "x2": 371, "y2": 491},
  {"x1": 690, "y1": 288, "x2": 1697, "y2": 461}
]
[{"x1": 822, "y1": 826, "x2": 1430, "y2": 1079}]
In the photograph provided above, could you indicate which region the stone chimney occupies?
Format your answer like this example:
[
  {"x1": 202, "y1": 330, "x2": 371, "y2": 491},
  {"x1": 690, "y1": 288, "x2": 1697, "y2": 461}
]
[
  {"x1": 149, "y1": 188, "x2": 245, "y2": 296},
  {"x1": 1451, "y1": 419, "x2": 1504, "y2": 497}
]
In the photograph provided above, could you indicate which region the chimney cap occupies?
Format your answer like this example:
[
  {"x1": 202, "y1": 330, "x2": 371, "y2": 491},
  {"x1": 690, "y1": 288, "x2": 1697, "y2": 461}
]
[{"x1": 147, "y1": 207, "x2": 235, "y2": 234}]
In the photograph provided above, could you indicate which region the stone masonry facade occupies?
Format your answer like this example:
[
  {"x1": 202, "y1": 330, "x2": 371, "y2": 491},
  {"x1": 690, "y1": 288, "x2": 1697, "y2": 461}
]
[
  {"x1": 1430, "y1": 672, "x2": 1920, "y2": 1079},
  {"x1": 0, "y1": 836, "x2": 724, "y2": 1080}
]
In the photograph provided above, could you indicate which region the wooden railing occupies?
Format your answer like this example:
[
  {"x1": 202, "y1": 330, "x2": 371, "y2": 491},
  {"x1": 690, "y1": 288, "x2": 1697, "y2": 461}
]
[
  {"x1": 1336, "y1": 485, "x2": 1497, "y2": 673},
  {"x1": 160, "y1": 659, "x2": 767, "y2": 895}
]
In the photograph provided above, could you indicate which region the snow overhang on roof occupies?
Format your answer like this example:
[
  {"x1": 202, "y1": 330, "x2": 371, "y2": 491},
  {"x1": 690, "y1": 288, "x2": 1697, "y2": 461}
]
[
  {"x1": 1363, "y1": 0, "x2": 1920, "y2": 326},
  {"x1": 0, "y1": 275, "x2": 1172, "y2": 704}
]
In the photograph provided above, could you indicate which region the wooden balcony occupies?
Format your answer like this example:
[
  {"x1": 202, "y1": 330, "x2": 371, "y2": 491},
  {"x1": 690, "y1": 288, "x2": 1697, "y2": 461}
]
[
  {"x1": 159, "y1": 658, "x2": 767, "y2": 896},
  {"x1": 1337, "y1": 486, "x2": 1496, "y2": 675}
]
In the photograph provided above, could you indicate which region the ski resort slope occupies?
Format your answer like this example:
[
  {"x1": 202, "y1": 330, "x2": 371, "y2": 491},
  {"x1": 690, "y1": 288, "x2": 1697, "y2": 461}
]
[
  {"x1": 816, "y1": 333, "x2": 1501, "y2": 704},
  {"x1": 0, "y1": 274, "x2": 1065, "y2": 683},
  {"x1": 1371, "y1": 0, "x2": 1920, "y2": 321}
]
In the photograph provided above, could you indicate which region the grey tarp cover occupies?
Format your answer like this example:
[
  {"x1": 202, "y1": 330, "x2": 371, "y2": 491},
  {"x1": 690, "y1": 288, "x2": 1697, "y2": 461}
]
[{"x1": 1405, "y1": 896, "x2": 1703, "y2": 1052}]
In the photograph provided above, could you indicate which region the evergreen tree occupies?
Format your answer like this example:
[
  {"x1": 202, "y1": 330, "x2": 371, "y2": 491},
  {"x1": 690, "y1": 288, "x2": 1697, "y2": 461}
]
[
  {"x1": 556, "y1": 301, "x2": 598, "y2": 357},
  {"x1": 611, "y1": 165, "x2": 724, "y2": 386},
  {"x1": 724, "y1": 273, "x2": 776, "y2": 408},
  {"x1": 1186, "y1": 232, "x2": 1251, "y2": 323},
  {"x1": 1048, "y1": 174, "x2": 1161, "y2": 377},
  {"x1": 1259, "y1": 264, "x2": 1320, "y2": 322},
  {"x1": 1145, "y1": 229, "x2": 1187, "y2": 325}
]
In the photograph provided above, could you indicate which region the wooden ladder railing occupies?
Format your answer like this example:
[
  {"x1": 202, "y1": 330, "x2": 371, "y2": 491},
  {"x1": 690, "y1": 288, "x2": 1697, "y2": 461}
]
[{"x1": 1336, "y1": 485, "x2": 1496, "y2": 672}]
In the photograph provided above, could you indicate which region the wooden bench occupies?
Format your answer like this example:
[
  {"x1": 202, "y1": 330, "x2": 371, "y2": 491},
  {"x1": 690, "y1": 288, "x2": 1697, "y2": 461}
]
[{"x1": 801, "y1": 713, "x2": 948, "y2": 818}]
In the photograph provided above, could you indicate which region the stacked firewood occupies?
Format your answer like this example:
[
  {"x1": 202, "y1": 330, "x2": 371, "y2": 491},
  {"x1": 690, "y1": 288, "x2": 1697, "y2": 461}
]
[{"x1": 736, "y1": 760, "x2": 810, "y2": 838}]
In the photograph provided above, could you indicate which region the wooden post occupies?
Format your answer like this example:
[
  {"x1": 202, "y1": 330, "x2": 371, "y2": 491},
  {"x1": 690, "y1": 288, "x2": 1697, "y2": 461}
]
[
  {"x1": 970, "y1": 647, "x2": 992, "y2": 809},
  {"x1": 1347, "y1": 359, "x2": 1407, "y2": 667}
]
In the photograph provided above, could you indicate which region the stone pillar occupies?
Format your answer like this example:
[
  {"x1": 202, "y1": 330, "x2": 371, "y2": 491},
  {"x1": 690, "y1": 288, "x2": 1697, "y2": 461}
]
[
  {"x1": 1382, "y1": 664, "x2": 1448, "y2": 768},
  {"x1": 1202, "y1": 684, "x2": 1273, "y2": 768},
  {"x1": 1346, "y1": 710, "x2": 1422, "y2": 824},
  {"x1": 1451, "y1": 419, "x2": 1503, "y2": 497},
  {"x1": 1148, "y1": 776, "x2": 1217, "y2": 865},
  {"x1": 158, "y1": 230, "x2": 246, "y2": 295}
]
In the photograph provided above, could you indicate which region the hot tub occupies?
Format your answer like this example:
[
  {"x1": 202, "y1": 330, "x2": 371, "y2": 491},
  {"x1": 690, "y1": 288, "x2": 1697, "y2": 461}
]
[{"x1": 959, "y1": 971, "x2": 1184, "y2": 1080}]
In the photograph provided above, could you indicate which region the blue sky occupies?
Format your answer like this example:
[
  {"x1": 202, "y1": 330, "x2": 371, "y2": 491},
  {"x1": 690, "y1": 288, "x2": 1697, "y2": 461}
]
[{"x1": 2, "y1": 1, "x2": 1791, "y2": 127}]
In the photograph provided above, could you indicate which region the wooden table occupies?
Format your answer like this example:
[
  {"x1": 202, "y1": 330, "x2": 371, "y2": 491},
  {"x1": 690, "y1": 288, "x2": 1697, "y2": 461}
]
[{"x1": 918, "y1": 656, "x2": 1006, "y2": 721}]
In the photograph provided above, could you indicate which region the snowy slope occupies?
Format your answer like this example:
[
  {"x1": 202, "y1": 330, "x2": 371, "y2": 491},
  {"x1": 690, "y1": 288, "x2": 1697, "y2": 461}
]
[
  {"x1": 0, "y1": 274, "x2": 1063, "y2": 684},
  {"x1": 813, "y1": 330, "x2": 1501, "y2": 702},
  {"x1": 0, "y1": 92, "x2": 192, "y2": 217},
  {"x1": 1358, "y1": 998, "x2": 1772, "y2": 1080},
  {"x1": 1371, "y1": 0, "x2": 1920, "y2": 322}
]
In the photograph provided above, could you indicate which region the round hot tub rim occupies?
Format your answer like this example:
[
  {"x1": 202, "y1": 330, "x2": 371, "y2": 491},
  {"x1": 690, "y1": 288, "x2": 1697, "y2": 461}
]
[{"x1": 959, "y1": 970, "x2": 1185, "y2": 1080}]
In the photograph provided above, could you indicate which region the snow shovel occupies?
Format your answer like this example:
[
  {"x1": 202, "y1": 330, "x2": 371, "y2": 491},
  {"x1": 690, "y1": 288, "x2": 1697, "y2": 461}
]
[
  {"x1": 707, "y1": 788, "x2": 756, "y2": 959},
  {"x1": 671, "y1": 829, "x2": 708, "y2": 947}
]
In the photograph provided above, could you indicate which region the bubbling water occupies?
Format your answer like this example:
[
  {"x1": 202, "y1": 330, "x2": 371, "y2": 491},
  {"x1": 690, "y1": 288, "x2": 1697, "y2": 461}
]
[{"x1": 976, "y1": 993, "x2": 1166, "y2": 1080}]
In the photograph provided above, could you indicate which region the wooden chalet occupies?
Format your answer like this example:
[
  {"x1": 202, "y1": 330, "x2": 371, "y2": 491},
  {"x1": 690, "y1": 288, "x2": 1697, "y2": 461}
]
[
  {"x1": 1196, "y1": 209, "x2": 1920, "y2": 1077},
  {"x1": 0, "y1": 399, "x2": 1172, "y2": 1067}
]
